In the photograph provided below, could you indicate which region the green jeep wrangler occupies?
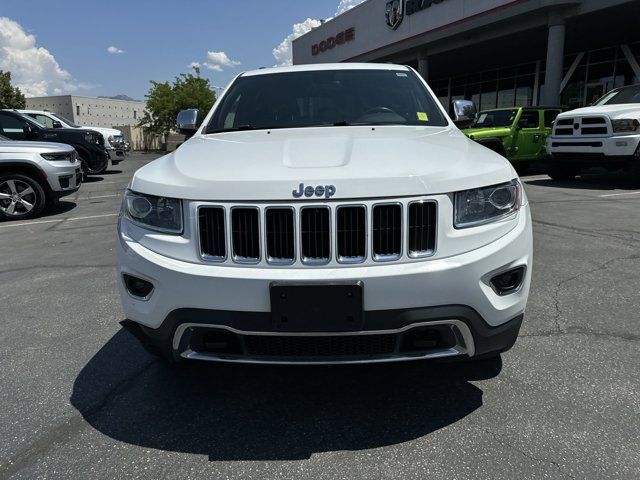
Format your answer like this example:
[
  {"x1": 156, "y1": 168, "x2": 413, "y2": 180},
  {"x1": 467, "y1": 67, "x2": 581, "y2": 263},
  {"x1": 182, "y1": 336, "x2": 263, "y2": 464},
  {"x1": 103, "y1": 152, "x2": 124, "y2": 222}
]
[{"x1": 462, "y1": 106, "x2": 563, "y2": 174}]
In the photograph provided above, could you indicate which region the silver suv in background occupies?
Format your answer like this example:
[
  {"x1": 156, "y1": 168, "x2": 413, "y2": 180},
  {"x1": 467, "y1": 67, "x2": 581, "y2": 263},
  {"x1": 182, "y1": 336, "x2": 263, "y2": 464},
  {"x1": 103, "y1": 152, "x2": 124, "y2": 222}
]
[{"x1": 0, "y1": 134, "x2": 82, "y2": 220}]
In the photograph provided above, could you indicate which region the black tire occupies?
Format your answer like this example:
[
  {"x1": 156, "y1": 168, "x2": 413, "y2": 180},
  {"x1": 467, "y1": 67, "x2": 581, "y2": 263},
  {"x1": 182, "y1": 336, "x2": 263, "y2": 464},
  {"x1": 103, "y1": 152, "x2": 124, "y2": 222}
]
[
  {"x1": 547, "y1": 164, "x2": 579, "y2": 181},
  {"x1": 480, "y1": 141, "x2": 506, "y2": 157},
  {"x1": 629, "y1": 161, "x2": 640, "y2": 187},
  {"x1": 0, "y1": 173, "x2": 46, "y2": 220},
  {"x1": 80, "y1": 154, "x2": 108, "y2": 175},
  {"x1": 514, "y1": 162, "x2": 530, "y2": 176}
]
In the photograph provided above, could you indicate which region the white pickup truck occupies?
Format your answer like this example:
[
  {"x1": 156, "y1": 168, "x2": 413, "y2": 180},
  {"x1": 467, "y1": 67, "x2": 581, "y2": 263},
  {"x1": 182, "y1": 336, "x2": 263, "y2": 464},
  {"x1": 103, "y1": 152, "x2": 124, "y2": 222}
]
[
  {"x1": 547, "y1": 84, "x2": 640, "y2": 181},
  {"x1": 19, "y1": 109, "x2": 127, "y2": 166},
  {"x1": 117, "y1": 63, "x2": 532, "y2": 367}
]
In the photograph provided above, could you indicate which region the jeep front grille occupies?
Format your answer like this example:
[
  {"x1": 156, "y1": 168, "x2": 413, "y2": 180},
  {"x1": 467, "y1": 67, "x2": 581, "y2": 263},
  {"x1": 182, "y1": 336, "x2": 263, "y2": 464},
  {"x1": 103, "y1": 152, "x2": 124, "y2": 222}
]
[{"x1": 197, "y1": 199, "x2": 438, "y2": 266}]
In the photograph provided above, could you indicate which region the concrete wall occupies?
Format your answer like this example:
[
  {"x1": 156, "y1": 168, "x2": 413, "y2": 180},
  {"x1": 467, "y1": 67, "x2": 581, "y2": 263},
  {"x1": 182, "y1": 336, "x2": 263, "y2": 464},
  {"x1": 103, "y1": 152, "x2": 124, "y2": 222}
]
[
  {"x1": 115, "y1": 125, "x2": 165, "y2": 151},
  {"x1": 26, "y1": 95, "x2": 146, "y2": 129}
]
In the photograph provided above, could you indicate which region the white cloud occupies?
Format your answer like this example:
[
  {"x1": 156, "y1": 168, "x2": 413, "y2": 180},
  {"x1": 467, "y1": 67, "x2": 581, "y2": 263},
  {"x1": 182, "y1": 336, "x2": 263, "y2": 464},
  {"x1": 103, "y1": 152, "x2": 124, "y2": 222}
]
[
  {"x1": 0, "y1": 17, "x2": 87, "y2": 97},
  {"x1": 335, "y1": 0, "x2": 366, "y2": 15},
  {"x1": 188, "y1": 61, "x2": 201, "y2": 69},
  {"x1": 107, "y1": 45, "x2": 124, "y2": 54},
  {"x1": 272, "y1": 18, "x2": 322, "y2": 67},
  {"x1": 272, "y1": 0, "x2": 366, "y2": 66},
  {"x1": 202, "y1": 51, "x2": 240, "y2": 72}
]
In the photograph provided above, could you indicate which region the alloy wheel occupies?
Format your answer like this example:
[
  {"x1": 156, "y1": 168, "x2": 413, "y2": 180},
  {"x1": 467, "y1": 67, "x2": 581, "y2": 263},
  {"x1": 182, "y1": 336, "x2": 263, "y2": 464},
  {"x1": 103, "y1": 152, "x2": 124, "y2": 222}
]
[{"x1": 0, "y1": 179, "x2": 37, "y2": 216}]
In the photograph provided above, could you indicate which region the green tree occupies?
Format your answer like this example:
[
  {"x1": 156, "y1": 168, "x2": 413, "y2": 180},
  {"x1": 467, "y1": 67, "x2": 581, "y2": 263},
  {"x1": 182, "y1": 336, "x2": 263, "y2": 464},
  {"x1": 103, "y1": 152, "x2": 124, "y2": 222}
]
[
  {"x1": 0, "y1": 71, "x2": 26, "y2": 109},
  {"x1": 139, "y1": 71, "x2": 216, "y2": 136}
]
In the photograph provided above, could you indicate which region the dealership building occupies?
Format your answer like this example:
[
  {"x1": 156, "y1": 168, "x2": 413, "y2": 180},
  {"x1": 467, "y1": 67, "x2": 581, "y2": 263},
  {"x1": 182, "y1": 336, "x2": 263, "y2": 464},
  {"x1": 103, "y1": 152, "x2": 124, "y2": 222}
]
[{"x1": 292, "y1": 0, "x2": 640, "y2": 110}]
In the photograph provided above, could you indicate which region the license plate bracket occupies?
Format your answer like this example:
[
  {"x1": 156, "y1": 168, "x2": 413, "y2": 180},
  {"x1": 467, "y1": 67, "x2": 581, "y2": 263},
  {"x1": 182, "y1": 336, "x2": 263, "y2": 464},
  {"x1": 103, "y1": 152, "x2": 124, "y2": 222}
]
[{"x1": 270, "y1": 282, "x2": 363, "y2": 332}]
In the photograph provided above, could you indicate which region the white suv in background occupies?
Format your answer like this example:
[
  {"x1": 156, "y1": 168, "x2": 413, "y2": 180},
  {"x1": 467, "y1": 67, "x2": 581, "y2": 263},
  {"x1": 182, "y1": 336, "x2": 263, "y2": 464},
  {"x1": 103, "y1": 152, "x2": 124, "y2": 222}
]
[
  {"x1": 19, "y1": 109, "x2": 127, "y2": 166},
  {"x1": 117, "y1": 64, "x2": 532, "y2": 367},
  {"x1": 547, "y1": 84, "x2": 640, "y2": 181},
  {"x1": 0, "y1": 134, "x2": 82, "y2": 219}
]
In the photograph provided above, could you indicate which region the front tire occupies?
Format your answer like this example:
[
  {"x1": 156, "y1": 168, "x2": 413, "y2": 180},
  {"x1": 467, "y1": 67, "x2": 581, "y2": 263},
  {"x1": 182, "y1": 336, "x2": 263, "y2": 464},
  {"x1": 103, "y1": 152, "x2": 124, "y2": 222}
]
[
  {"x1": 81, "y1": 155, "x2": 108, "y2": 175},
  {"x1": 547, "y1": 164, "x2": 579, "y2": 181},
  {"x1": 0, "y1": 174, "x2": 46, "y2": 220}
]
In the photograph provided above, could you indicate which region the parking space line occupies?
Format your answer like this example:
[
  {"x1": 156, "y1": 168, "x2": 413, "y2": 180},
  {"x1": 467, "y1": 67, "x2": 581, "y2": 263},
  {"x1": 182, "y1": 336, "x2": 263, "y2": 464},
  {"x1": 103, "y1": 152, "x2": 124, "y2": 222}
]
[
  {"x1": 0, "y1": 213, "x2": 119, "y2": 229},
  {"x1": 599, "y1": 191, "x2": 640, "y2": 197}
]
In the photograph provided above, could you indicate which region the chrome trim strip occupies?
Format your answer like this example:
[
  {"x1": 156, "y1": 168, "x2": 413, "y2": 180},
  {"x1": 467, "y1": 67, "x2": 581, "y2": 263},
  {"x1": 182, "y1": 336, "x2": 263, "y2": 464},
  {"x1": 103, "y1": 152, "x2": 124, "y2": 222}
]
[
  {"x1": 172, "y1": 319, "x2": 475, "y2": 364},
  {"x1": 371, "y1": 202, "x2": 403, "y2": 262},
  {"x1": 299, "y1": 205, "x2": 331, "y2": 266},
  {"x1": 407, "y1": 199, "x2": 438, "y2": 259},
  {"x1": 197, "y1": 205, "x2": 227, "y2": 263},
  {"x1": 264, "y1": 206, "x2": 296, "y2": 265},
  {"x1": 230, "y1": 206, "x2": 261, "y2": 265},
  {"x1": 335, "y1": 204, "x2": 367, "y2": 264}
]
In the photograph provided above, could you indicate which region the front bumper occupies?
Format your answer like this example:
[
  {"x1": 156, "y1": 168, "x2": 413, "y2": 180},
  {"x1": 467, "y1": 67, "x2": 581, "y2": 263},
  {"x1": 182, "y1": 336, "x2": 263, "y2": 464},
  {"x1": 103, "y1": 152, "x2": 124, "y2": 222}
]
[
  {"x1": 547, "y1": 134, "x2": 640, "y2": 159},
  {"x1": 117, "y1": 206, "x2": 532, "y2": 363},
  {"x1": 40, "y1": 160, "x2": 82, "y2": 195},
  {"x1": 106, "y1": 148, "x2": 126, "y2": 164}
]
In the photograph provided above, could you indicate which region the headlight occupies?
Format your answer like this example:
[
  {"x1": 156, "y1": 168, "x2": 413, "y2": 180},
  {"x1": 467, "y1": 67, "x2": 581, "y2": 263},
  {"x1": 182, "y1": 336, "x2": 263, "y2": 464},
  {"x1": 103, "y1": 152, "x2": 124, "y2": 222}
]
[
  {"x1": 124, "y1": 190, "x2": 183, "y2": 234},
  {"x1": 612, "y1": 119, "x2": 639, "y2": 133},
  {"x1": 454, "y1": 180, "x2": 522, "y2": 228},
  {"x1": 41, "y1": 151, "x2": 77, "y2": 162}
]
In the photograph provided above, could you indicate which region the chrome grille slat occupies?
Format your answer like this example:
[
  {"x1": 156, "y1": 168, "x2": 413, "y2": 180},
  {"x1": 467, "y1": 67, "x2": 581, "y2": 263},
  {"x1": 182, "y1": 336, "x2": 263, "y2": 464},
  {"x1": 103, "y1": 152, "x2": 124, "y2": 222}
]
[
  {"x1": 266, "y1": 207, "x2": 295, "y2": 264},
  {"x1": 408, "y1": 201, "x2": 437, "y2": 258},
  {"x1": 301, "y1": 207, "x2": 331, "y2": 265},
  {"x1": 231, "y1": 207, "x2": 260, "y2": 263},
  {"x1": 372, "y1": 204, "x2": 402, "y2": 261},
  {"x1": 199, "y1": 207, "x2": 226, "y2": 261},
  {"x1": 337, "y1": 205, "x2": 366, "y2": 263}
]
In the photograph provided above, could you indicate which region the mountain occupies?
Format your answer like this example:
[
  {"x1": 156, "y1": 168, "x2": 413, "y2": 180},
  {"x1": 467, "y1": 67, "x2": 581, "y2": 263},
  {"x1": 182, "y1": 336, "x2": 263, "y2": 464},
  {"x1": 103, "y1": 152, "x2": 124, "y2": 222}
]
[{"x1": 98, "y1": 94, "x2": 140, "y2": 102}]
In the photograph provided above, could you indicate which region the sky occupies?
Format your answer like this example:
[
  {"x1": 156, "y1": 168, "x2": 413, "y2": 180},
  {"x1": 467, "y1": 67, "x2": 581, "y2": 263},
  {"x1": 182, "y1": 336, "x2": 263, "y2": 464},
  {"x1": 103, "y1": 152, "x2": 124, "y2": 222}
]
[{"x1": 0, "y1": 0, "x2": 366, "y2": 100}]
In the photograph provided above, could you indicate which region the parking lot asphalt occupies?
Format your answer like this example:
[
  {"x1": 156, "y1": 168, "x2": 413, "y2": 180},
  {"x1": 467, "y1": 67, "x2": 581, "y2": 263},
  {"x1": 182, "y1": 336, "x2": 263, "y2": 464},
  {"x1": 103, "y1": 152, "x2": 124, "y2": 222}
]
[{"x1": 1, "y1": 152, "x2": 639, "y2": 479}]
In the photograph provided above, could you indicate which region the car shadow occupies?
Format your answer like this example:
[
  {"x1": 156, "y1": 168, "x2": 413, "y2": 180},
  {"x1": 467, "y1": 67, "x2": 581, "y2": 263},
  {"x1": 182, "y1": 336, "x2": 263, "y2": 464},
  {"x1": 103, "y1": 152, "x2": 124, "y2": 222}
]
[
  {"x1": 102, "y1": 169, "x2": 123, "y2": 175},
  {"x1": 43, "y1": 201, "x2": 77, "y2": 217},
  {"x1": 523, "y1": 171, "x2": 639, "y2": 191},
  {"x1": 70, "y1": 329, "x2": 498, "y2": 461}
]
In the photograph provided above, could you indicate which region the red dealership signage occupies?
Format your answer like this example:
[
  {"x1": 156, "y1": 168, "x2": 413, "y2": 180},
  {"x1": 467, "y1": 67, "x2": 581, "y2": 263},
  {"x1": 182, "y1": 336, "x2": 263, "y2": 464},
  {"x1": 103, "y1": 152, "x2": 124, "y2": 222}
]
[{"x1": 312, "y1": 28, "x2": 355, "y2": 56}]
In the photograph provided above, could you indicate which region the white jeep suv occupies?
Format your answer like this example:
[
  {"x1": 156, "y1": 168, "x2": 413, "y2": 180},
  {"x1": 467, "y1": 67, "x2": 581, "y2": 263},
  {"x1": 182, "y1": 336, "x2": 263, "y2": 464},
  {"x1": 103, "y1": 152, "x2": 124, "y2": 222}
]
[
  {"x1": 117, "y1": 64, "x2": 532, "y2": 366},
  {"x1": 547, "y1": 84, "x2": 640, "y2": 181}
]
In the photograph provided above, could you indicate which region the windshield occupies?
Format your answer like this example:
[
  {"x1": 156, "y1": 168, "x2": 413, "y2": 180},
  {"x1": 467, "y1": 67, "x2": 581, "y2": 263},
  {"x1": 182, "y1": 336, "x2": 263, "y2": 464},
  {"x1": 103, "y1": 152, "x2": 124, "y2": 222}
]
[
  {"x1": 18, "y1": 114, "x2": 46, "y2": 129},
  {"x1": 472, "y1": 109, "x2": 518, "y2": 128},
  {"x1": 594, "y1": 85, "x2": 640, "y2": 105},
  {"x1": 205, "y1": 69, "x2": 448, "y2": 134},
  {"x1": 52, "y1": 113, "x2": 80, "y2": 128},
  {"x1": 0, "y1": 134, "x2": 9, "y2": 141}
]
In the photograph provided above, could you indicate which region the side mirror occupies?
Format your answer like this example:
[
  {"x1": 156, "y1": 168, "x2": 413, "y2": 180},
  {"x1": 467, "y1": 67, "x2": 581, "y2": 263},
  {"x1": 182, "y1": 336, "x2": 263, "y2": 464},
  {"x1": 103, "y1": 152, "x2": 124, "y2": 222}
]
[
  {"x1": 451, "y1": 99, "x2": 477, "y2": 126},
  {"x1": 52, "y1": 120, "x2": 63, "y2": 129},
  {"x1": 22, "y1": 125, "x2": 36, "y2": 137},
  {"x1": 177, "y1": 109, "x2": 201, "y2": 137}
]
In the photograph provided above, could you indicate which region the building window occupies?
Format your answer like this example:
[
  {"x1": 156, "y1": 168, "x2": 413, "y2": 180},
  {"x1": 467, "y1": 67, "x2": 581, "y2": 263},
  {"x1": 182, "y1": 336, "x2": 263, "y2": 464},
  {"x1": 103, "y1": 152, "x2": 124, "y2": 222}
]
[{"x1": 133, "y1": 110, "x2": 137, "y2": 119}]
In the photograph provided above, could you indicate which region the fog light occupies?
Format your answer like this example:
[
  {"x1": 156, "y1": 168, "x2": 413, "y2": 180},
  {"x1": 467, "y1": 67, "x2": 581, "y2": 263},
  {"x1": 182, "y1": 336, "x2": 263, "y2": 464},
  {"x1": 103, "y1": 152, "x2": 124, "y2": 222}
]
[
  {"x1": 123, "y1": 274, "x2": 154, "y2": 299},
  {"x1": 490, "y1": 267, "x2": 525, "y2": 295}
]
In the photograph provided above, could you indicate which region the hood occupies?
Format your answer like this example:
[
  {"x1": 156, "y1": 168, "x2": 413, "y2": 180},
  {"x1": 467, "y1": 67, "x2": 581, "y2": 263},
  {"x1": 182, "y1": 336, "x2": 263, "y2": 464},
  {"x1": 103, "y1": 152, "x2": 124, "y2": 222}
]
[
  {"x1": 131, "y1": 126, "x2": 516, "y2": 201},
  {"x1": 81, "y1": 126, "x2": 122, "y2": 137},
  {"x1": 560, "y1": 104, "x2": 640, "y2": 119},
  {"x1": 462, "y1": 126, "x2": 512, "y2": 139},
  {"x1": 0, "y1": 140, "x2": 74, "y2": 154}
]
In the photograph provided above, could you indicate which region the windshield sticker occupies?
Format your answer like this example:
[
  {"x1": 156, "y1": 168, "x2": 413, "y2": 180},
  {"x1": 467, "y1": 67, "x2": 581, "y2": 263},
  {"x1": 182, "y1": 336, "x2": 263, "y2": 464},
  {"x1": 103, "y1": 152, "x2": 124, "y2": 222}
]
[{"x1": 417, "y1": 112, "x2": 429, "y2": 121}]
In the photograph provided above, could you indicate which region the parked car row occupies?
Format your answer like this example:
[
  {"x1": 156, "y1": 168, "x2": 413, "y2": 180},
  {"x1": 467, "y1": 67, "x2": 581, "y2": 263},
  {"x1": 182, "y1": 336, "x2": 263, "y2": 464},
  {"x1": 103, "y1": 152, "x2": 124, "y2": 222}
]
[
  {"x1": 460, "y1": 83, "x2": 640, "y2": 181},
  {"x1": 0, "y1": 109, "x2": 128, "y2": 220}
]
